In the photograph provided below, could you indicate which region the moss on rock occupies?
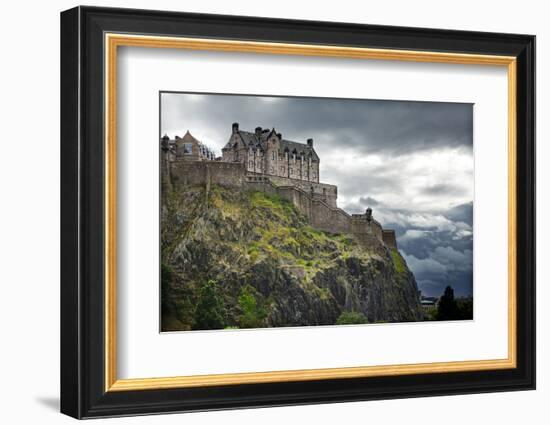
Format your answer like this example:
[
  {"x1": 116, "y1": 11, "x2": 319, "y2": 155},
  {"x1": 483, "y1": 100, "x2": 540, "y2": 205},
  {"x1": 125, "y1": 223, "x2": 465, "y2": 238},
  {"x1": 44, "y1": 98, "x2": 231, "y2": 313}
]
[{"x1": 161, "y1": 184, "x2": 423, "y2": 330}]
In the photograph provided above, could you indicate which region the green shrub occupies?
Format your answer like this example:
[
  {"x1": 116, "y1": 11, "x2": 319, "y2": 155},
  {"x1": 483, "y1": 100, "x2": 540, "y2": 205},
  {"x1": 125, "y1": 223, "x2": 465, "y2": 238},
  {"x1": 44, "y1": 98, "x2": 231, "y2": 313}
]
[
  {"x1": 238, "y1": 285, "x2": 267, "y2": 328},
  {"x1": 193, "y1": 280, "x2": 226, "y2": 330},
  {"x1": 336, "y1": 311, "x2": 368, "y2": 325}
]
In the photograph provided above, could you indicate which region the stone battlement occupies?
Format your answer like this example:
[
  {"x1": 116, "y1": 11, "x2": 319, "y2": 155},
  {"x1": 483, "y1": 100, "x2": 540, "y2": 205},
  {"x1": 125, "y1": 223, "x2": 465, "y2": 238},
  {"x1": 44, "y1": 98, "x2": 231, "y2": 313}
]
[{"x1": 165, "y1": 159, "x2": 397, "y2": 250}]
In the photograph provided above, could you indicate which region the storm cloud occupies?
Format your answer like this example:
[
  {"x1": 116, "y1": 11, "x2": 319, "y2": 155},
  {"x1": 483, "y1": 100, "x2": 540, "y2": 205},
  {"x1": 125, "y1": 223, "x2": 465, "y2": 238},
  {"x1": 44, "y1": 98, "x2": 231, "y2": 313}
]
[{"x1": 161, "y1": 92, "x2": 474, "y2": 297}]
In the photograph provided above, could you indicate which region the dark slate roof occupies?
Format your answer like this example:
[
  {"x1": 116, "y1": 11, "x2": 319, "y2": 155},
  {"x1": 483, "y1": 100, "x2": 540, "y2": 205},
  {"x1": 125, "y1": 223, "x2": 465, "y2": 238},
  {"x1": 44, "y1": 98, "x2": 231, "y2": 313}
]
[{"x1": 224, "y1": 128, "x2": 319, "y2": 161}]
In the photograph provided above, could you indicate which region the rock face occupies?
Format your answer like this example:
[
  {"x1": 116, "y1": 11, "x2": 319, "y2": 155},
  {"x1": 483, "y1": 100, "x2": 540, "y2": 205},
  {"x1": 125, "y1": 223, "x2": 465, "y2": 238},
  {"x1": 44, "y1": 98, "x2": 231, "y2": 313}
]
[{"x1": 161, "y1": 184, "x2": 423, "y2": 331}]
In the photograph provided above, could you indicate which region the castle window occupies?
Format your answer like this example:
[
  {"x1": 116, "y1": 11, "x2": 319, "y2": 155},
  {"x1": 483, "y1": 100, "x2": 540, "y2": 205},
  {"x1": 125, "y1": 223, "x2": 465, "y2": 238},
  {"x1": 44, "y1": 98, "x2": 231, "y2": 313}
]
[
  {"x1": 292, "y1": 154, "x2": 296, "y2": 163},
  {"x1": 272, "y1": 151, "x2": 275, "y2": 161},
  {"x1": 183, "y1": 143, "x2": 192, "y2": 154}
]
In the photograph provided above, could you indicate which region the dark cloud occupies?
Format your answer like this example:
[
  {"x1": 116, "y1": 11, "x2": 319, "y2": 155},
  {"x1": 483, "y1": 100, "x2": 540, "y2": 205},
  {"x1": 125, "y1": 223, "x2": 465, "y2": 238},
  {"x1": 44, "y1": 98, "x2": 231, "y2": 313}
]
[
  {"x1": 422, "y1": 183, "x2": 468, "y2": 197},
  {"x1": 162, "y1": 92, "x2": 473, "y2": 157},
  {"x1": 445, "y1": 202, "x2": 474, "y2": 226},
  {"x1": 384, "y1": 205, "x2": 473, "y2": 297},
  {"x1": 359, "y1": 196, "x2": 380, "y2": 206},
  {"x1": 161, "y1": 92, "x2": 474, "y2": 297}
]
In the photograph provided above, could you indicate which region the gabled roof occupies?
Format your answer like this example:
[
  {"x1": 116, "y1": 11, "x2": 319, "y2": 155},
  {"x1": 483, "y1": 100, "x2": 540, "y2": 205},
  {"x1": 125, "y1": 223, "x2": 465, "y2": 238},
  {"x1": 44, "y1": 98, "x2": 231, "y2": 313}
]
[
  {"x1": 223, "y1": 127, "x2": 319, "y2": 161},
  {"x1": 178, "y1": 130, "x2": 200, "y2": 144},
  {"x1": 170, "y1": 131, "x2": 216, "y2": 158}
]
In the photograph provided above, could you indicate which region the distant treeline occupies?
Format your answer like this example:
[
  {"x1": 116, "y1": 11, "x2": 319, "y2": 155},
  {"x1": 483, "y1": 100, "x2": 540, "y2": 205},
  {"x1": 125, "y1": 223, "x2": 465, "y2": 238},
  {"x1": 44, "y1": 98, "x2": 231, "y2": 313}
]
[{"x1": 428, "y1": 285, "x2": 473, "y2": 321}]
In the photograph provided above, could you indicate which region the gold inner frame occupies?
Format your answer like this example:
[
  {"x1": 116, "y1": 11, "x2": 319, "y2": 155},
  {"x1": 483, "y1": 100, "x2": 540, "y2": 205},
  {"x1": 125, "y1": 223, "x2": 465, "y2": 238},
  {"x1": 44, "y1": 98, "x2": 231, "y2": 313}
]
[{"x1": 104, "y1": 33, "x2": 517, "y2": 392}]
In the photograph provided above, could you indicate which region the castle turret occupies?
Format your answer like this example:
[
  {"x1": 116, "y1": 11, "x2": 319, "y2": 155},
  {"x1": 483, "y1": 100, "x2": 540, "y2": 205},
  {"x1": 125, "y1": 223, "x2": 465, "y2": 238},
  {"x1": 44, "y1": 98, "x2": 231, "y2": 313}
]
[
  {"x1": 161, "y1": 134, "x2": 170, "y2": 152},
  {"x1": 365, "y1": 207, "x2": 373, "y2": 223}
]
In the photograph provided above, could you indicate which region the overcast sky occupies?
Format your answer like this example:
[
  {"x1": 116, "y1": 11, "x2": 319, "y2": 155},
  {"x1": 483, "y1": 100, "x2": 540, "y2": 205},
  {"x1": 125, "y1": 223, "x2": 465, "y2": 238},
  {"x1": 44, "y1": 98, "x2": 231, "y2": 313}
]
[{"x1": 161, "y1": 92, "x2": 474, "y2": 297}]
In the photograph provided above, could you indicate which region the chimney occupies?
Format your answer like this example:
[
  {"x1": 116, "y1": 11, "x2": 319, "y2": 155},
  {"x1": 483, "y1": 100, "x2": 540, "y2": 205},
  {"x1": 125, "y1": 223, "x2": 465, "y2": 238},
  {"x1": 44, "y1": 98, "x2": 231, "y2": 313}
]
[
  {"x1": 232, "y1": 122, "x2": 239, "y2": 134},
  {"x1": 277, "y1": 133, "x2": 282, "y2": 139},
  {"x1": 307, "y1": 138, "x2": 313, "y2": 147},
  {"x1": 255, "y1": 126, "x2": 262, "y2": 137}
]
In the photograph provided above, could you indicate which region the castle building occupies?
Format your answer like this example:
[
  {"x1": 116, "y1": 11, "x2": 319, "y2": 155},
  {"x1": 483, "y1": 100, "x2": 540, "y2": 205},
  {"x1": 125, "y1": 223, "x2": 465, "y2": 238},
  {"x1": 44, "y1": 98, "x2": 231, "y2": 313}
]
[
  {"x1": 161, "y1": 130, "x2": 216, "y2": 162},
  {"x1": 160, "y1": 123, "x2": 397, "y2": 250},
  {"x1": 221, "y1": 123, "x2": 320, "y2": 183}
]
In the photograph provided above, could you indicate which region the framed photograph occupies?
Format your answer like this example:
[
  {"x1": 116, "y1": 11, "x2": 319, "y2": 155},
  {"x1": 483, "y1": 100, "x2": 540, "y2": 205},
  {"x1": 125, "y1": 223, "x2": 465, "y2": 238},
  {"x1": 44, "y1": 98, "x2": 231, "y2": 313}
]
[{"x1": 60, "y1": 6, "x2": 535, "y2": 419}]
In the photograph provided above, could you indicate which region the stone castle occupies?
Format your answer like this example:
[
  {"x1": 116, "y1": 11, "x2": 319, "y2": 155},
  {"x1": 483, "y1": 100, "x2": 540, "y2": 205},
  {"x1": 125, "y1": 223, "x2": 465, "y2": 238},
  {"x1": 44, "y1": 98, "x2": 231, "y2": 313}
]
[{"x1": 161, "y1": 123, "x2": 397, "y2": 250}]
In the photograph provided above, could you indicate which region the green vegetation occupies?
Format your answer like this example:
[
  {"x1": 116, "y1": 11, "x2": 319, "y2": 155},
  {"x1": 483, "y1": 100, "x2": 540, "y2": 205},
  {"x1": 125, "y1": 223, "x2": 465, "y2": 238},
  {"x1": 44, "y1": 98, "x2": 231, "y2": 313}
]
[
  {"x1": 238, "y1": 285, "x2": 268, "y2": 328},
  {"x1": 390, "y1": 249, "x2": 406, "y2": 275},
  {"x1": 250, "y1": 190, "x2": 295, "y2": 216},
  {"x1": 336, "y1": 311, "x2": 369, "y2": 325},
  {"x1": 435, "y1": 285, "x2": 473, "y2": 321},
  {"x1": 456, "y1": 297, "x2": 474, "y2": 320},
  {"x1": 193, "y1": 280, "x2": 226, "y2": 330},
  {"x1": 436, "y1": 285, "x2": 458, "y2": 320},
  {"x1": 160, "y1": 184, "x2": 424, "y2": 330}
]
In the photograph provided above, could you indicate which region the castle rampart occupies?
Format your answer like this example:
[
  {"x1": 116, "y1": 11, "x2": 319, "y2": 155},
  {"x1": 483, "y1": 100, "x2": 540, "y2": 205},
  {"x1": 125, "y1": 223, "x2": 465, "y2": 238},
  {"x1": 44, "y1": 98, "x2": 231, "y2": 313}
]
[
  {"x1": 262, "y1": 174, "x2": 338, "y2": 208},
  {"x1": 166, "y1": 160, "x2": 397, "y2": 250},
  {"x1": 382, "y1": 230, "x2": 398, "y2": 250},
  {"x1": 170, "y1": 161, "x2": 246, "y2": 187}
]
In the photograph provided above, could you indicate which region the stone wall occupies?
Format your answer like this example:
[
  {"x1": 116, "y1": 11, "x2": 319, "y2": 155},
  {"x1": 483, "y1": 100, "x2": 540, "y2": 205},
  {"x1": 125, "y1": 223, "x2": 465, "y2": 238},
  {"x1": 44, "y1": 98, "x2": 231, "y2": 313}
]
[
  {"x1": 262, "y1": 174, "x2": 338, "y2": 208},
  {"x1": 351, "y1": 216, "x2": 383, "y2": 240},
  {"x1": 277, "y1": 186, "x2": 313, "y2": 220},
  {"x1": 309, "y1": 199, "x2": 350, "y2": 234},
  {"x1": 170, "y1": 160, "x2": 246, "y2": 187},
  {"x1": 245, "y1": 179, "x2": 388, "y2": 247},
  {"x1": 168, "y1": 160, "x2": 396, "y2": 249},
  {"x1": 382, "y1": 230, "x2": 398, "y2": 250}
]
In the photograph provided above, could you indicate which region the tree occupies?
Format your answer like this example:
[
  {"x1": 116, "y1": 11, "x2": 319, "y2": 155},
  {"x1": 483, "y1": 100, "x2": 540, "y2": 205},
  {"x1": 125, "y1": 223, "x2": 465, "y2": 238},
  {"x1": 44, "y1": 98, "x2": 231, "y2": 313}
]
[
  {"x1": 456, "y1": 297, "x2": 474, "y2": 320},
  {"x1": 193, "y1": 280, "x2": 226, "y2": 330},
  {"x1": 436, "y1": 285, "x2": 459, "y2": 321},
  {"x1": 238, "y1": 285, "x2": 267, "y2": 328}
]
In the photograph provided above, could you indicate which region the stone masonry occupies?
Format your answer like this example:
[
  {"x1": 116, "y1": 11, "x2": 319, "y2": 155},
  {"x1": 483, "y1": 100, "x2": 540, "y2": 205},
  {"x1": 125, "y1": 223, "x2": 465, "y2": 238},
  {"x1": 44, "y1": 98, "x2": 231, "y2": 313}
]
[{"x1": 161, "y1": 124, "x2": 398, "y2": 250}]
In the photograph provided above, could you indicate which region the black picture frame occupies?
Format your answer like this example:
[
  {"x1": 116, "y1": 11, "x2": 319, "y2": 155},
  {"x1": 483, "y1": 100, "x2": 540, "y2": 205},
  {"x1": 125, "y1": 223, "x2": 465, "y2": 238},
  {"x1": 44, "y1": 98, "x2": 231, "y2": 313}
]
[{"x1": 60, "y1": 5, "x2": 535, "y2": 419}]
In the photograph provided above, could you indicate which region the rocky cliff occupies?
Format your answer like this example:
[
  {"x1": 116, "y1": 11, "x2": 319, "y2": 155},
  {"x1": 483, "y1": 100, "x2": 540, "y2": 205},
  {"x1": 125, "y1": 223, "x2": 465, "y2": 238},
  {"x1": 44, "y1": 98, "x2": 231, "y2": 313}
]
[{"x1": 161, "y1": 184, "x2": 423, "y2": 331}]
